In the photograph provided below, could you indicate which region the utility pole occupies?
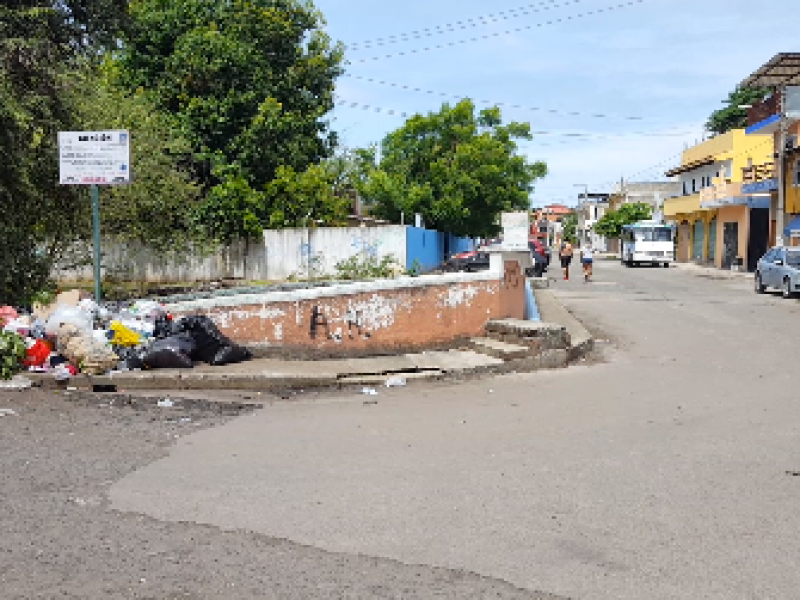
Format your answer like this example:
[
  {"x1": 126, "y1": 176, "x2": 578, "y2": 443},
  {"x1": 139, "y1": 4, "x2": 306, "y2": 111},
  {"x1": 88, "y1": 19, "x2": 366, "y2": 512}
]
[{"x1": 776, "y1": 91, "x2": 787, "y2": 247}]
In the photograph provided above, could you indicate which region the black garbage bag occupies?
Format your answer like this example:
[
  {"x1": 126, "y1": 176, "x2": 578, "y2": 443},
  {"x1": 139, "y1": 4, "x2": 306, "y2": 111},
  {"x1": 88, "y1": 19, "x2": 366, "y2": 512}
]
[
  {"x1": 115, "y1": 347, "x2": 146, "y2": 370},
  {"x1": 174, "y1": 315, "x2": 252, "y2": 366},
  {"x1": 141, "y1": 334, "x2": 196, "y2": 369},
  {"x1": 153, "y1": 314, "x2": 176, "y2": 339}
]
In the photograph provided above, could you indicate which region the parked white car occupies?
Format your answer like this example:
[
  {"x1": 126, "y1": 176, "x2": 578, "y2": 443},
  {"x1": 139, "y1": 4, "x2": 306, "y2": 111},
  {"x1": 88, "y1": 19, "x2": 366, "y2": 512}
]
[{"x1": 754, "y1": 247, "x2": 800, "y2": 298}]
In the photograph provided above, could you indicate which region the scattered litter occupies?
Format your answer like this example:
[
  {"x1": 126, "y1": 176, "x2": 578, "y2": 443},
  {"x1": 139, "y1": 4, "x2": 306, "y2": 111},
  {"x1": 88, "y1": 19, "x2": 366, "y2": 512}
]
[
  {"x1": 0, "y1": 408, "x2": 18, "y2": 417},
  {"x1": 0, "y1": 375, "x2": 32, "y2": 390},
  {"x1": 385, "y1": 376, "x2": 407, "y2": 388},
  {"x1": 65, "y1": 386, "x2": 77, "y2": 391},
  {"x1": 363, "y1": 400, "x2": 378, "y2": 405},
  {"x1": 179, "y1": 417, "x2": 192, "y2": 424},
  {"x1": 53, "y1": 364, "x2": 74, "y2": 382},
  {"x1": 0, "y1": 305, "x2": 19, "y2": 327},
  {"x1": 157, "y1": 398, "x2": 176, "y2": 408},
  {"x1": 361, "y1": 387, "x2": 378, "y2": 396}
]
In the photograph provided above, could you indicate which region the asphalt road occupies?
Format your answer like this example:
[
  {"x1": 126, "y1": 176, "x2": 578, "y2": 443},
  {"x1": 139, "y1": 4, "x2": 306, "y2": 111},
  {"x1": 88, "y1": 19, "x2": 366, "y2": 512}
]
[{"x1": 8, "y1": 261, "x2": 800, "y2": 599}]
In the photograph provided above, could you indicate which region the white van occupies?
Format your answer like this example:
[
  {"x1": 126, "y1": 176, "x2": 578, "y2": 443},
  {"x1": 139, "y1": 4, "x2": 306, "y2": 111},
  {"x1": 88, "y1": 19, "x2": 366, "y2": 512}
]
[{"x1": 621, "y1": 221, "x2": 675, "y2": 267}]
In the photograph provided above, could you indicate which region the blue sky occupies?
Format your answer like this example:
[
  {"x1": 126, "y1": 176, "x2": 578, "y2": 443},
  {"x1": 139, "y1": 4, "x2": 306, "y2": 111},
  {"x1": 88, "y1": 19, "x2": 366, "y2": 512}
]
[{"x1": 314, "y1": 0, "x2": 800, "y2": 207}]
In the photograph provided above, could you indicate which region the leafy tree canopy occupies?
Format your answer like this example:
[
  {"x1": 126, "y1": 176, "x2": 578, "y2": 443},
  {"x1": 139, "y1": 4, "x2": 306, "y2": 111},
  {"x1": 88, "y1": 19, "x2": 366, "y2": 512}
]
[
  {"x1": 357, "y1": 100, "x2": 547, "y2": 238},
  {"x1": 706, "y1": 87, "x2": 770, "y2": 135},
  {"x1": 116, "y1": 0, "x2": 344, "y2": 193},
  {"x1": 561, "y1": 212, "x2": 578, "y2": 244},
  {"x1": 593, "y1": 202, "x2": 652, "y2": 239},
  {"x1": 78, "y1": 68, "x2": 207, "y2": 253}
]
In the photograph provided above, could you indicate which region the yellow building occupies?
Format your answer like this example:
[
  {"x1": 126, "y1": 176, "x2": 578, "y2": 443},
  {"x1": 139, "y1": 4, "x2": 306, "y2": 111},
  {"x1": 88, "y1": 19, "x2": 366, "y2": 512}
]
[{"x1": 662, "y1": 129, "x2": 773, "y2": 270}]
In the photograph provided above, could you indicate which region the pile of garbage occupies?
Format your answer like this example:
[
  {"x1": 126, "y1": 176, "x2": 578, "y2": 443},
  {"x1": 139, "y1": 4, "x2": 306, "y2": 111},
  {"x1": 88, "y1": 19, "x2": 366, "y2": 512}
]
[{"x1": 0, "y1": 291, "x2": 251, "y2": 381}]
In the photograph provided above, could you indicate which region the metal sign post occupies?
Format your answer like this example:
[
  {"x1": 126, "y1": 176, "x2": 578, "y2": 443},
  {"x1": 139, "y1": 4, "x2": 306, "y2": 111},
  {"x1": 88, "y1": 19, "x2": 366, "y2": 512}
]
[
  {"x1": 58, "y1": 130, "x2": 131, "y2": 302},
  {"x1": 91, "y1": 185, "x2": 102, "y2": 302}
]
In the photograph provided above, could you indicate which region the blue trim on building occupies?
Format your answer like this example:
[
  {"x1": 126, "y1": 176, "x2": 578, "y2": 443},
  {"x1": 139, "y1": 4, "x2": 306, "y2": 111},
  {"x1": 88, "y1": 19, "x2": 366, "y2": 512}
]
[
  {"x1": 785, "y1": 215, "x2": 800, "y2": 237},
  {"x1": 746, "y1": 113, "x2": 781, "y2": 135},
  {"x1": 742, "y1": 179, "x2": 778, "y2": 194}
]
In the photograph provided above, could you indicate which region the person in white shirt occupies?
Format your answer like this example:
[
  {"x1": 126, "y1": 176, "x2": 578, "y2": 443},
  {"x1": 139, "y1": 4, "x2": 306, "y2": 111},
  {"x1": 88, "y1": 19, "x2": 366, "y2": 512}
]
[{"x1": 580, "y1": 242, "x2": 594, "y2": 282}]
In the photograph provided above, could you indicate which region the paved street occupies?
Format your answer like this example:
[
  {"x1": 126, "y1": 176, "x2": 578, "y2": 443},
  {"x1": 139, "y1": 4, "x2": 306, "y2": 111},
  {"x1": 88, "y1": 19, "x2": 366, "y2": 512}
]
[
  {"x1": 107, "y1": 260, "x2": 800, "y2": 600},
  {"x1": 6, "y1": 261, "x2": 800, "y2": 599}
]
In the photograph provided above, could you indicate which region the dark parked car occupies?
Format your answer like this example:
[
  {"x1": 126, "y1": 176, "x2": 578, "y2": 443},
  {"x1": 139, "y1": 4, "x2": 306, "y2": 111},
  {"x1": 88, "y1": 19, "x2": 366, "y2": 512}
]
[
  {"x1": 755, "y1": 246, "x2": 800, "y2": 298},
  {"x1": 444, "y1": 251, "x2": 491, "y2": 272}
]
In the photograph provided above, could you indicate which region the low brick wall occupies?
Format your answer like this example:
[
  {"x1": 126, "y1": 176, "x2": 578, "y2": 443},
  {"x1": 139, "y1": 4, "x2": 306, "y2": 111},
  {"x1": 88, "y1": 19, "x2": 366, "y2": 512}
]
[{"x1": 165, "y1": 264, "x2": 525, "y2": 357}]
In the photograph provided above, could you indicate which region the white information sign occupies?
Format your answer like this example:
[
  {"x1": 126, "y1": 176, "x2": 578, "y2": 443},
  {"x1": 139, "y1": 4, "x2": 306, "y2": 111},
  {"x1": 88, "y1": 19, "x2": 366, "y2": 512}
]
[
  {"x1": 501, "y1": 211, "x2": 530, "y2": 250},
  {"x1": 58, "y1": 130, "x2": 131, "y2": 185}
]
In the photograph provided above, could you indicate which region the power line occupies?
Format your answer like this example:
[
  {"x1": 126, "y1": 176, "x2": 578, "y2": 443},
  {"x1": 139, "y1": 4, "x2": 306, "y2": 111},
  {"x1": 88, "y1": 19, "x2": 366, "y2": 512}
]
[
  {"x1": 347, "y1": 0, "x2": 575, "y2": 50},
  {"x1": 342, "y1": 73, "x2": 648, "y2": 121},
  {"x1": 333, "y1": 96, "x2": 698, "y2": 139},
  {"x1": 350, "y1": 0, "x2": 645, "y2": 63}
]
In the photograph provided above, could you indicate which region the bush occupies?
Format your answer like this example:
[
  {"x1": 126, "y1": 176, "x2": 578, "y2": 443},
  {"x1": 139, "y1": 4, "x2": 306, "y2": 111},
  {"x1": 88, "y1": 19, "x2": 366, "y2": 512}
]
[
  {"x1": 0, "y1": 331, "x2": 26, "y2": 380},
  {"x1": 335, "y1": 253, "x2": 401, "y2": 281}
]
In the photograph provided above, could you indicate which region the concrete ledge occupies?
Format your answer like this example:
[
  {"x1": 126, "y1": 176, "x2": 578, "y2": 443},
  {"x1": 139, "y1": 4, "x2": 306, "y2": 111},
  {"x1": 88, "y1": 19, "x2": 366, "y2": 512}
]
[
  {"x1": 532, "y1": 289, "x2": 594, "y2": 361},
  {"x1": 468, "y1": 337, "x2": 531, "y2": 360}
]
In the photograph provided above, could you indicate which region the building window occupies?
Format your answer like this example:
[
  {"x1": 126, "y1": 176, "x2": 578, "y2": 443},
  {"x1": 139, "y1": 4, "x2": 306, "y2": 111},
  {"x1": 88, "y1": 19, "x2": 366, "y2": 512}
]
[{"x1": 692, "y1": 179, "x2": 696, "y2": 193}]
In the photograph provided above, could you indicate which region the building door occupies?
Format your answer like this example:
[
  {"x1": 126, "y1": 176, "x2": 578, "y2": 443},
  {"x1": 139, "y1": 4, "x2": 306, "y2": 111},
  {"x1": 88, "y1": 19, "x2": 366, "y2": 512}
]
[
  {"x1": 677, "y1": 221, "x2": 690, "y2": 262},
  {"x1": 692, "y1": 220, "x2": 705, "y2": 261},
  {"x1": 747, "y1": 208, "x2": 769, "y2": 272},
  {"x1": 722, "y1": 222, "x2": 739, "y2": 269},
  {"x1": 708, "y1": 217, "x2": 717, "y2": 264}
]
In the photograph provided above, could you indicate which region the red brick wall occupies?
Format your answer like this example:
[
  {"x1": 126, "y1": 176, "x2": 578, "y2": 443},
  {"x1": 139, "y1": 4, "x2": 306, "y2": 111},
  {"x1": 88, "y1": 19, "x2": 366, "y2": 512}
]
[{"x1": 169, "y1": 264, "x2": 525, "y2": 356}]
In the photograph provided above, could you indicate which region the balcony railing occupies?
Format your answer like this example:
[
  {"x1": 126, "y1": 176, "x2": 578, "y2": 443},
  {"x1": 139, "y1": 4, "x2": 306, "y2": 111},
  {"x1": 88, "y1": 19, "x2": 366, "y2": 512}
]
[
  {"x1": 742, "y1": 162, "x2": 775, "y2": 183},
  {"x1": 747, "y1": 93, "x2": 781, "y2": 127},
  {"x1": 699, "y1": 182, "x2": 743, "y2": 204}
]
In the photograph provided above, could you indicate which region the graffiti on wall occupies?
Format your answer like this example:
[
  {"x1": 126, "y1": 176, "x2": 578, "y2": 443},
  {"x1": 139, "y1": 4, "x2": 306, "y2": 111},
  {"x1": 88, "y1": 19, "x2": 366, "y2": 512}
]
[{"x1": 310, "y1": 305, "x2": 372, "y2": 342}]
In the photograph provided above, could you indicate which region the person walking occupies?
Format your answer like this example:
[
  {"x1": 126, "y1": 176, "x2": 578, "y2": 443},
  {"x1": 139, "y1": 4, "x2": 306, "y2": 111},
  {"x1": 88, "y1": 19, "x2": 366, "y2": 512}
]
[
  {"x1": 581, "y1": 241, "x2": 594, "y2": 282},
  {"x1": 559, "y1": 239, "x2": 574, "y2": 280}
]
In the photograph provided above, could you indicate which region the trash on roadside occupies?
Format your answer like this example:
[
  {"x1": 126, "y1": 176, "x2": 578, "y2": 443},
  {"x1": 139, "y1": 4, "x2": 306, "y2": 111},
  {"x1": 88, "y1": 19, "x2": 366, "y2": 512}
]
[
  {"x1": 109, "y1": 320, "x2": 143, "y2": 347},
  {"x1": 361, "y1": 387, "x2": 378, "y2": 396},
  {"x1": 157, "y1": 398, "x2": 176, "y2": 408},
  {"x1": 173, "y1": 315, "x2": 252, "y2": 366},
  {"x1": 385, "y1": 376, "x2": 407, "y2": 388},
  {"x1": 23, "y1": 339, "x2": 53, "y2": 369},
  {"x1": 0, "y1": 408, "x2": 18, "y2": 416},
  {"x1": 142, "y1": 334, "x2": 195, "y2": 369},
  {"x1": 0, "y1": 306, "x2": 18, "y2": 326}
]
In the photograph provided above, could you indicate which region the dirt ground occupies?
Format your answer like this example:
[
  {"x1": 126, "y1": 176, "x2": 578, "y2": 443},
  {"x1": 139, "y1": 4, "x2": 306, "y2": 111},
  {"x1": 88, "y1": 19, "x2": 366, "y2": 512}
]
[{"x1": 0, "y1": 388, "x2": 562, "y2": 600}]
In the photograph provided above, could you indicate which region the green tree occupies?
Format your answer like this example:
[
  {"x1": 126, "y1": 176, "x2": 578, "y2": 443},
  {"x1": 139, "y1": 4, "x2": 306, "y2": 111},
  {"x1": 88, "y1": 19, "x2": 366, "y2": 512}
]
[
  {"x1": 264, "y1": 164, "x2": 351, "y2": 230},
  {"x1": 706, "y1": 87, "x2": 770, "y2": 135},
  {"x1": 115, "y1": 0, "x2": 344, "y2": 204},
  {"x1": 78, "y1": 69, "x2": 207, "y2": 253},
  {"x1": 358, "y1": 100, "x2": 547, "y2": 237},
  {"x1": 0, "y1": 2, "x2": 122, "y2": 305},
  {"x1": 593, "y1": 202, "x2": 652, "y2": 240},
  {"x1": 561, "y1": 212, "x2": 578, "y2": 244}
]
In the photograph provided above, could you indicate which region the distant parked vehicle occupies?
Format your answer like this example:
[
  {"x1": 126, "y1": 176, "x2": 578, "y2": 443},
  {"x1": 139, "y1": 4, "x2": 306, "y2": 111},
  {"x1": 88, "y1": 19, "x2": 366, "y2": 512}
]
[
  {"x1": 621, "y1": 221, "x2": 675, "y2": 267},
  {"x1": 754, "y1": 246, "x2": 800, "y2": 298},
  {"x1": 444, "y1": 251, "x2": 490, "y2": 272}
]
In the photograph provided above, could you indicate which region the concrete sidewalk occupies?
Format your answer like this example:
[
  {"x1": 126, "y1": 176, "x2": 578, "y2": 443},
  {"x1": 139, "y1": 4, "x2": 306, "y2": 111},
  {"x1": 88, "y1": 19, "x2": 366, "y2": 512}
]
[{"x1": 671, "y1": 261, "x2": 752, "y2": 281}]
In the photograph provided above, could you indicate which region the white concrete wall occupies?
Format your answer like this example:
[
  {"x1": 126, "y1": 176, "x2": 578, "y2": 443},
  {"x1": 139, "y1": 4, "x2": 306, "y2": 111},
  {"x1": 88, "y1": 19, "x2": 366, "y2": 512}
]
[
  {"x1": 56, "y1": 239, "x2": 268, "y2": 284},
  {"x1": 56, "y1": 226, "x2": 410, "y2": 284},
  {"x1": 263, "y1": 225, "x2": 408, "y2": 281}
]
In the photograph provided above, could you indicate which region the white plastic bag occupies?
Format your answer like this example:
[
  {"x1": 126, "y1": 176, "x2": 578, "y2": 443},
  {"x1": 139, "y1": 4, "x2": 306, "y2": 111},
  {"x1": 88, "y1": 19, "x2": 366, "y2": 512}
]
[{"x1": 45, "y1": 306, "x2": 93, "y2": 337}]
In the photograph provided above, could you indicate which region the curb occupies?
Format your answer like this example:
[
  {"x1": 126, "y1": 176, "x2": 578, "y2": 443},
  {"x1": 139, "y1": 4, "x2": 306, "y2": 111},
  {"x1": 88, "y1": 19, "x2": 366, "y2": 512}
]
[{"x1": 532, "y1": 288, "x2": 595, "y2": 361}]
